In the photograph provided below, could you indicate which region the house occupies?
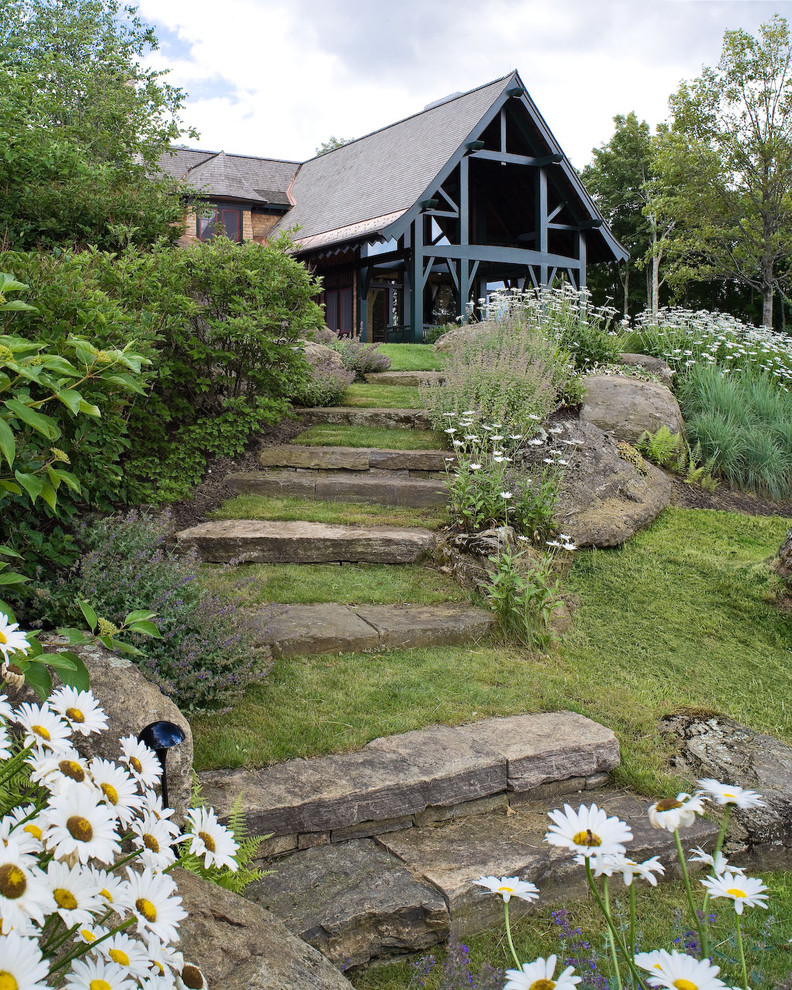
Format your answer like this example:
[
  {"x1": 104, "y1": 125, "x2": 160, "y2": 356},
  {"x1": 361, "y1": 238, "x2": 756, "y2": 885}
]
[{"x1": 159, "y1": 71, "x2": 627, "y2": 342}]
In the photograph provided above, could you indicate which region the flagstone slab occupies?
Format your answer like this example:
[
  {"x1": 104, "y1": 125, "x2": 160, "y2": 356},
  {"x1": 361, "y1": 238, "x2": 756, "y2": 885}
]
[
  {"x1": 246, "y1": 840, "x2": 449, "y2": 969},
  {"x1": 352, "y1": 604, "x2": 495, "y2": 649},
  {"x1": 365, "y1": 370, "x2": 445, "y2": 387},
  {"x1": 175, "y1": 519, "x2": 435, "y2": 564},
  {"x1": 256, "y1": 445, "x2": 454, "y2": 472},
  {"x1": 263, "y1": 604, "x2": 381, "y2": 656},
  {"x1": 296, "y1": 406, "x2": 433, "y2": 429},
  {"x1": 224, "y1": 470, "x2": 446, "y2": 507}
]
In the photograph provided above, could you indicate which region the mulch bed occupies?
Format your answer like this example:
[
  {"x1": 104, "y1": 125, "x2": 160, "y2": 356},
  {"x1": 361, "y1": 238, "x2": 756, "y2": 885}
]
[{"x1": 667, "y1": 474, "x2": 792, "y2": 519}]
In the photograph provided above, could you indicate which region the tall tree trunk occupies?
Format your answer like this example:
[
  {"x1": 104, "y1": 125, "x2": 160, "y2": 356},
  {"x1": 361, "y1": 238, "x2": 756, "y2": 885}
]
[
  {"x1": 651, "y1": 250, "x2": 661, "y2": 319},
  {"x1": 623, "y1": 264, "x2": 630, "y2": 319},
  {"x1": 762, "y1": 284, "x2": 774, "y2": 328}
]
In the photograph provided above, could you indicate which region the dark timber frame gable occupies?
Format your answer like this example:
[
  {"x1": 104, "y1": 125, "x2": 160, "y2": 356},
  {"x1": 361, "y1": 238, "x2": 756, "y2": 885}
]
[{"x1": 295, "y1": 72, "x2": 626, "y2": 342}]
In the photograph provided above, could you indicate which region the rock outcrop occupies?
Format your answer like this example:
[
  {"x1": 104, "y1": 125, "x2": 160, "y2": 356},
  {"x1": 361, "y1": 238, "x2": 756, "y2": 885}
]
[
  {"x1": 618, "y1": 353, "x2": 675, "y2": 387},
  {"x1": 661, "y1": 712, "x2": 792, "y2": 869},
  {"x1": 580, "y1": 374, "x2": 684, "y2": 444},
  {"x1": 554, "y1": 421, "x2": 672, "y2": 547}
]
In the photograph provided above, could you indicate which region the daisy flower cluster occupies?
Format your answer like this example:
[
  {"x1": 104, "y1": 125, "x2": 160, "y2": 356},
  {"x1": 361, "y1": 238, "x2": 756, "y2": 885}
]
[
  {"x1": 473, "y1": 781, "x2": 770, "y2": 990},
  {"x1": 0, "y1": 682, "x2": 239, "y2": 989},
  {"x1": 631, "y1": 307, "x2": 792, "y2": 389}
]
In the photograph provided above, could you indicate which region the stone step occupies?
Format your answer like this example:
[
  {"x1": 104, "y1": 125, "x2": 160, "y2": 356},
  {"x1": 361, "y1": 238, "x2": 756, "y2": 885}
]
[
  {"x1": 296, "y1": 406, "x2": 433, "y2": 430},
  {"x1": 365, "y1": 370, "x2": 445, "y2": 387},
  {"x1": 245, "y1": 789, "x2": 718, "y2": 969},
  {"x1": 200, "y1": 712, "x2": 620, "y2": 844},
  {"x1": 175, "y1": 519, "x2": 436, "y2": 564},
  {"x1": 258, "y1": 445, "x2": 455, "y2": 474},
  {"x1": 259, "y1": 603, "x2": 496, "y2": 657},
  {"x1": 225, "y1": 470, "x2": 447, "y2": 508}
]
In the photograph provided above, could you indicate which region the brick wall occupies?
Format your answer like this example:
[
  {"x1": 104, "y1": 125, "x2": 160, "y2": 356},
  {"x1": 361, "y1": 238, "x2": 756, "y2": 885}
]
[{"x1": 252, "y1": 212, "x2": 280, "y2": 242}]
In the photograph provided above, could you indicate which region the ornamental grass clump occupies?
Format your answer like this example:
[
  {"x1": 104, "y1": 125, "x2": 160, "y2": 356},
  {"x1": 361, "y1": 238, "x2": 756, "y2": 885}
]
[
  {"x1": 0, "y1": 620, "x2": 240, "y2": 988},
  {"x1": 474, "y1": 781, "x2": 774, "y2": 990},
  {"x1": 39, "y1": 511, "x2": 266, "y2": 712}
]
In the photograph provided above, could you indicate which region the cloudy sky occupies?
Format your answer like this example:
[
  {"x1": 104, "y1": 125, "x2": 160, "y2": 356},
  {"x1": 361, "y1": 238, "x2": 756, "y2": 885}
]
[{"x1": 138, "y1": 0, "x2": 790, "y2": 170}]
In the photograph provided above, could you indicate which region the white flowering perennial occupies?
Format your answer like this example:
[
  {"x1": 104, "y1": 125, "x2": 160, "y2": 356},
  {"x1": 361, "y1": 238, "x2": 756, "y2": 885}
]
[
  {"x1": 0, "y1": 680, "x2": 239, "y2": 988},
  {"x1": 472, "y1": 783, "x2": 770, "y2": 990}
]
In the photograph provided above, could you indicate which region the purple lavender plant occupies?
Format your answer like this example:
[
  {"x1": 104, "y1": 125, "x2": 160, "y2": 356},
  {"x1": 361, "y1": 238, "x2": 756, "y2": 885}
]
[{"x1": 552, "y1": 909, "x2": 610, "y2": 990}]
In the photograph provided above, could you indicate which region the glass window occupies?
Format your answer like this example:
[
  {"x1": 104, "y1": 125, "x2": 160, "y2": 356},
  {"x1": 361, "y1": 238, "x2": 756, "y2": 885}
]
[{"x1": 197, "y1": 206, "x2": 243, "y2": 243}]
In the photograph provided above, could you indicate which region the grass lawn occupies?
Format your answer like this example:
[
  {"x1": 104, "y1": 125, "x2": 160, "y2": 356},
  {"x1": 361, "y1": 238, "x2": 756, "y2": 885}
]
[
  {"x1": 200, "y1": 562, "x2": 470, "y2": 607},
  {"x1": 378, "y1": 342, "x2": 445, "y2": 371},
  {"x1": 209, "y1": 493, "x2": 448, "y2": 530},
  {"x1": 193, "y1": 508, "x2": 792, "y2": 791},
  {"x1": 292, "y1": 423, "x2": 447, "y2": 449},
  {"x1": 350, "y1": 871, "x2": 792, "y2": 989},
  {"x1": 341, "y1": 383, "x2": 423, "y2": 408}
]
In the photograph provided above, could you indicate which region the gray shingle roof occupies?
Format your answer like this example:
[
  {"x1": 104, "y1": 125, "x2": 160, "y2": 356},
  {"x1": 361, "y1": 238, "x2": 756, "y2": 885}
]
[
  {"x1": 157, "y1": 148, "x2": 298, "y2": 206},
  {"x1": 273, "y1": 75, "x2": 513, "y2": 246}
]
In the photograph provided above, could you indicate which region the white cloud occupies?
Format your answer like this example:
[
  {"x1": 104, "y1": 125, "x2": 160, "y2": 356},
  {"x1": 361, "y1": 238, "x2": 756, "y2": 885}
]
[{"x1": 138, "y1": 0, "x2": 788, "y2": 165}]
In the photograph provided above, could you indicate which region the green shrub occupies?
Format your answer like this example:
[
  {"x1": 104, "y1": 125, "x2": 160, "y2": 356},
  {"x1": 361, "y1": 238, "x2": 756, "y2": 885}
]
[
  {"x1": 636, "y1": 426, "x2": 683, "y2": 468},
  {"x1": 36, "y1": 510, "x2": 267, "y2": 712},
  {"x1": 486, "y1": 546, "x2": 560, "y2": 649},
  {"x1": 287, "y1": 357, "x2": 354, "y2": 407},
  {"x1": 331, "y1": 338, "x2": 391, "y2": 379}
]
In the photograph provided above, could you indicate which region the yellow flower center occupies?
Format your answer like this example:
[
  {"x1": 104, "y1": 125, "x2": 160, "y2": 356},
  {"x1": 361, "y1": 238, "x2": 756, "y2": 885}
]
[
  {"x1": 673, "y1": 980, "x2": 698, "y2": 990},
  {"x1": 130, "y1": 756, "x2": 143, "y2": 774},
  {"x1": 0, "y1": 632, "x2": 6, "y2": 646},
  {"x1": 109, "y1": 948, "x2": 130, "y2": 967},
  {"x1": 100, "y1": 783, "x2": 118, "y2": 805},
  {"x1": 81, "y1": 928, "x2": 96, "y2": 942},
  {"x1": 727, "y1": 887, "x2": 747, "y2": 898},
  {"x1": 136, "y1": 897, "x2": 157, "y2": 922},
  {"x1": 89, "y1": 981, "x2": 112, "y2": 990},
  {"x1": 0, "y1": 972, "x2": 18, "y2": 990},
  {"x1": 497, "y1": 885, "x2": 514, "y2": 894},
  {"x1": 23, "y1": 823, "x2": 42, "y2": 840},
  {"x1": 198, "y1": 830, "x2": 216, "y2": 853},
  {"x1": 32, "y1": 724, "x2": 50, "y2": 741},
  {"x1": 100, "y1": 887, "x2": 113, "y2": 902},
  {"x1": 65, "y1": 707, "x2": 85, "y2": 723},
  {"x1": 181, "y1": 964, "x2": 205, "y2": 989},
  {"x1": 59, "y1": 760, "x2": 85, "y2": 782},
  {"x1": 529, "y1": 980, "x2": 556, "y2": 990},
  {"x1": 54, "y1": 888, "x2": 78, "y2": 911},
  {"x1": 722, "y1": 792, "x2": 736, "y2": 800},
  {"x1": 572, "y1": 829, "x2": 602, "y2": 847},
  {"x1": 67, "y1": 815, "x2": 94, "y2": 843},
  {"x1": 0, "y1": 864, "x2": 26, "y2": 899},
  {"x1": 655, "y1": 798, "x2": 683, "y2": 812},
  {"x1": 143, "y1": 834, "x2": 159, "y2": 853}
]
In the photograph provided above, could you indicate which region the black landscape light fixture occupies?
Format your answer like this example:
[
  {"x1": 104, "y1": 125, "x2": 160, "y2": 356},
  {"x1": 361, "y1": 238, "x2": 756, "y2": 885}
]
[{"x1": 138, "y1": 720, "x2": 186, "y2": 809}]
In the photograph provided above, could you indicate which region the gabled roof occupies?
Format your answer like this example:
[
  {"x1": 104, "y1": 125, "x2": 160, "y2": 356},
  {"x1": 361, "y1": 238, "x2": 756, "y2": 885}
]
[
  {"x1": 272, "y1": 75, "x2": 513, "y2": 247},
  {"x1": 157, "y1": 148, "x2": 299, "y2": 206}
]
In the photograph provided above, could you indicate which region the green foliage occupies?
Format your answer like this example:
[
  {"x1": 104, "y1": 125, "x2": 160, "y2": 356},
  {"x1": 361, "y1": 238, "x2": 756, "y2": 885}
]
[
  {"x1": 636, "y1": 426, "x2": 719, "y2": 491},
  {"x1": 636, "y1": 426, "x2": 683, "y2": 468},
  {"x1": 37, "y1": 511, "x2": 268, "y2": 712},
  {"x1": 315, "y1": 136, "x2": 353, "y2": 156},
  {"x1": 287, "y1": 359, "x2": 354, "y2": 408},
  {"x1": 486, "y1": 546, "x2": 560, "y2": 649},
  {"x1": 0, "y1": 0, "x2": 193, "y2": 249},
  {"x1": 331, "y1": 338, "x2": 392, "y2": 379},
  {"x1": 653, "y1": 15, "x2": 792, "y2": 327},
  {"x1": 376, "y1": 343, "x2": 445, "y2": 372}
]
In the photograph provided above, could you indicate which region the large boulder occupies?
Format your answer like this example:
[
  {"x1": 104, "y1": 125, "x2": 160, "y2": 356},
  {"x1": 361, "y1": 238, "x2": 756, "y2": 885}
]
[
  {"x1": 554, "y1": 421, "x2": 672, "y2": 547},
  {"x1": 661, "y1": 713, "x2": 792, "y2": 870},
  {"x1": 618, "y1": 353, "x2": 675, "y2": 387},
  {"x1": 297, "y1": 339, "x2": 346, "y2": 373},
  {"x1": 16, "y1": 640, "x2": 193, "y2": 821},
  {"x1": 580, "y1": 374, "x2": 684, "y2": 444},
  {"x1": 175, "y1": 869, "x2": 354, "y2": 990},
  {"x1": 432, "y1": 324, "x2": 481, "y2": 353}
]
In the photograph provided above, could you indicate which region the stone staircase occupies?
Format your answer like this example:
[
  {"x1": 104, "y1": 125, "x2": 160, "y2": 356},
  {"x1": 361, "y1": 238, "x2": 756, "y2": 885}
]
[{"x1": 199, "y1": 713, "x2": 718, "y2": 970}]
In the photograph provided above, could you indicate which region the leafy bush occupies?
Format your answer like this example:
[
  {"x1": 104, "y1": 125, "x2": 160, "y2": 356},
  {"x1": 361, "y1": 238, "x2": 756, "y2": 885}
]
[
  {"x1": 288, "y1": 356, "x2": 354, "y2": 407},
  {"x1": 421, "y1": 322, "x2": 573, "y2": 436},
  {"x1": 486, "y1": 546, "x2": 560, "y2": 649},
  {"x1": 38, "y1": 510, "x2": 267, "y2": 711},
  {"x1": 331, "y1": 337, "x2": 391, "y2": 379}
]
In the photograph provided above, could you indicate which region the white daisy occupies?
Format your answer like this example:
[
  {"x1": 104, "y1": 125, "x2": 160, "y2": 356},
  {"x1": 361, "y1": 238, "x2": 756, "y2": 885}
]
[
  {"x1": 643, "y1": 950, "x2": 731, "y2": 990},
  {"x1": 545, "y1": 803, "x2": 632, "y2": 857},
  {"x1": 126, "y1": 867, "x2": 187, "y2": 944},
  {"x1": 96, "y1": 931, "x2": 153, "y2": 980},
  {"x1": 504, "y1": 954, "x2": 582, "y2": 990},
  {"x1": 2, "y1": 806, "x2": 44, "y2": 856},
  {"x1": 696, "y1": 779, "x2": 765, "y2": 810},
  {"x1": 119, "y1": 737, "x2": 162, "y2": 789},
  {"x1": 0, "y1": 845, "x2": 54, "y2": 932},
  {"x1": 0, "y1": 613, "x2": 30, "y2": 664},
  {"x1": 0, "y1": 724, "x2": 11, "y2": 760},
  {"x1": 473, "y1": 875, "x2": 539, "y2": 904},
  {"x1": 146, "y1": 936, "x2": 183, "y2": 987},
  {"x1": 131, "y1": 813, "x2": 180, "y2": 869},
  {"x1": 89, "y1": 758, "x2": 143, "y2": 826},
  {"x1": 63, "y1": 955, "x2": 135, "y2": 990},
  {"x1": 29, "y1": 749, "x2": 92, "y2": 795},
  {"x1": 184, "y1": 807, "x2": 239, "y2": 871},
  {"x1": 500, "y1": 491, "x2": 513, "y2": 500},
  {"x1": 42, "y1": 786, "x2": 121, "y2": 865},
  {"x1": 634, "y1": 948, "x2": 677, "y2": 976},
  {"x1": 46, "y1": 859, "x2": 103, "y2": 927},
  {"x1": 469, "y1": 463, "x2": 482, "y2": 471},
  {"x1": 0, "y1": 929, "x2": 52, "y2": 990},
  {"x1": 648, "y1": 792, "x2": 707, "y2": 831},
  {"x1": 177, "y1": 962, "x2": 208, "y2": 989},
  {"x1": 688, "y1": 846, "x2": 742, "y2": 877},
  {"x1": 85, "y1": 866, "x2": 128, "y2": 911},
  {"x1": 13, "y1": 703, "x2": 72, "y2": 753},
  {"x1": 700, "y1": 871, "x2": 769, "y2": 914},
  {"x1": 49, "y1": 687, "x2": 108, "y2": 736},
  {"x1": 0, "y1": 694, "x2": 14, "y2": 722}
]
